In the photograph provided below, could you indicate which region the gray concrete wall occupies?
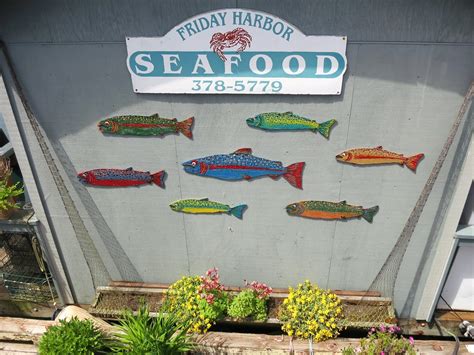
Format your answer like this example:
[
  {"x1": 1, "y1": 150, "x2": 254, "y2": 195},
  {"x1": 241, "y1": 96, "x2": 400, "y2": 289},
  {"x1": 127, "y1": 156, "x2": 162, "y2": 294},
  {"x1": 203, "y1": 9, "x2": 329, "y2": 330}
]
[{"x1": 0, "y1": 0, "x2": 472, "y2": 318}]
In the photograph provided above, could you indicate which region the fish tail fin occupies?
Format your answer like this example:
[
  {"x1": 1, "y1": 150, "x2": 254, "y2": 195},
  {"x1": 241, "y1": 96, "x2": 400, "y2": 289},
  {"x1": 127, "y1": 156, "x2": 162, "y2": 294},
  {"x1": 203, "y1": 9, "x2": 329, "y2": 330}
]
[
  {"x1": 362, "y1": 205, "x2": 379, "y2": 223},
  {"x1": 405, "y1": 153, "x2": 424, "y2": 172},
  {"x1": 283, "y1": 162, "x2": 305, "y2": 189},
  {"x1": 229, "y1": 204, "x2": 248, "y2": 219},
  {"x1": 315, "y1": 119, "x2": 337, "y2": 138},
  {"x1": 151, "y1": 170, "x2": 166, "y2": 188},
  {"x1": 177, "y1": 117, "x2": 194, "y2": 139}
]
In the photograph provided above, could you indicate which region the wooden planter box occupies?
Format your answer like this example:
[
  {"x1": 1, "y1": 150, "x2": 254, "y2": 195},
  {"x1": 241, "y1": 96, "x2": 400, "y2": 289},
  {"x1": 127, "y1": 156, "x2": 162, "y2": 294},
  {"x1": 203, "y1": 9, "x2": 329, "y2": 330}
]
[{"x1": 89, "y1": 282, "x2": 396, "y2": 329}]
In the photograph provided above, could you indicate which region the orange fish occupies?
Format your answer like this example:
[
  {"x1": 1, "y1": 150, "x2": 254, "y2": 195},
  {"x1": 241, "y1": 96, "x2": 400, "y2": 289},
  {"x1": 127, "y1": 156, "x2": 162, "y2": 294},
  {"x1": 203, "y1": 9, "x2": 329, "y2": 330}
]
[
  {"x1": 336, "y1": 146, "x2": 424, "y2": 171},
  {"x1": 286, "y1": 200, "x2": 379, "y2": 223}
]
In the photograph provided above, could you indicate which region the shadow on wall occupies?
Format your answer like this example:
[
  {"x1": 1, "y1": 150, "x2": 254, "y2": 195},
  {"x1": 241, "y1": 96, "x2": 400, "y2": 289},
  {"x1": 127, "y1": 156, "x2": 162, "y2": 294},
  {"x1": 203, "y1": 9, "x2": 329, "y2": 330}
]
[{"x1": 4, "y1": 41, "x2": 472, "y2": 140}]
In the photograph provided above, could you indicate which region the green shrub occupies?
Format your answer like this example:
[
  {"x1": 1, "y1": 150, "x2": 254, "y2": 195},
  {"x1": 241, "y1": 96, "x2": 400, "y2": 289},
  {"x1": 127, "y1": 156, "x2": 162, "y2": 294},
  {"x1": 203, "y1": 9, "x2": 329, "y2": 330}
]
[
  {"x1": 111, "y1": 303, "x2": 194, "y2": 354},
  {"x1": 38, "y1": 317, "x2": 107, "y2": 355},
  {"x1": 228, "y1": 289, "x2": 267, "y2": 321}
]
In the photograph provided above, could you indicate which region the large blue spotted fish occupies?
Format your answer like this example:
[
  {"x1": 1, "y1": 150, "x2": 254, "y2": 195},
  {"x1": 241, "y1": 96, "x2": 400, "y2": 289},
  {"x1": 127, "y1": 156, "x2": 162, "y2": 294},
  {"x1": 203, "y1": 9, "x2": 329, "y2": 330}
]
[
  {"x1": 77, "y1": 167, "x2": 166, "y2": 188},
  {"x1": 182, "y1": 148, "x2": 305, "y2": 189}
]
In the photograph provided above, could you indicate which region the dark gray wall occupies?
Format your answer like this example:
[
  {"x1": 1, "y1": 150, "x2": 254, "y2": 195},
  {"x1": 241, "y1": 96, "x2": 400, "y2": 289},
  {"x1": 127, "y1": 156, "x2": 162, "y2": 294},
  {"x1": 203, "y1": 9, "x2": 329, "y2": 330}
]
[{"x1": 1, "y1": 0, "x2": 473, "y2": 317}]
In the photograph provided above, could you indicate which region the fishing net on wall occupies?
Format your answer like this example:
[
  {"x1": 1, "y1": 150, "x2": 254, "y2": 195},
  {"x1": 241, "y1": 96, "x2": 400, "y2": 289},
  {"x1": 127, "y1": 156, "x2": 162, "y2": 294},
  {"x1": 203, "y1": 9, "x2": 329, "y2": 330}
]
[
  {"x1": 349, "y1": 83, "x2": 473, "y2": 326},
  {"x1": 1, "y1": 42, "x2": 142, "y2": 297}
]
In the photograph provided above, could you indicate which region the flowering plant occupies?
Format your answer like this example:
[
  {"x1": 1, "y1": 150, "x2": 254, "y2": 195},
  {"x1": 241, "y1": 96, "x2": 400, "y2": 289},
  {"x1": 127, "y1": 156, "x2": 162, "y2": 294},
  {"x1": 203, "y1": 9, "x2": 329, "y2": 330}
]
[
  {"x1": 342, "y1": 325, "x2": 416, "y2": 354},
  {"x1": 166, "y1": 268, "x2": 228, "y2": 333},
  {"x1": 279, "y1": 280, "x2": 343, "y2": 341},
  {"x1": 247, "y1": 280, "x2": 273, "y2": 299},
  {"x1": 227, "y1": 280, "x2": 273, "y2": 321}
]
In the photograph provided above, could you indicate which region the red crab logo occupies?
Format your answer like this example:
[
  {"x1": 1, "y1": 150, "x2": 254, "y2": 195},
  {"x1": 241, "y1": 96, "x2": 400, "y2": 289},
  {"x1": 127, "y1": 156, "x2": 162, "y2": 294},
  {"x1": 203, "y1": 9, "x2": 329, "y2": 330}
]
[{"x1": 210, "y1": 27, "x2": 252, "y2": 61}]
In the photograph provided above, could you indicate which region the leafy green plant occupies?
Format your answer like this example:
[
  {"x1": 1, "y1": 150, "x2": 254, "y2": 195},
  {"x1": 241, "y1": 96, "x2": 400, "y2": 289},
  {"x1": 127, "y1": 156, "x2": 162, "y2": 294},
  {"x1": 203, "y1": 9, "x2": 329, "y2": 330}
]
[
  {"x1": 111, "y1": 302, "x2": 194, "y2": 354},
  {"x1": 38, "y1": 317, "x2": 107, "y2": 354},
  {"x1": 279, "y1": 280, "x2": 343, "y2": 341},
  {"x1": 342, "y1": 325, "x2": 416, "y2": 355},
  {"x1": 228, "y1": 289, "x2": 267, "y2": 321},
  {"x1": 167, "y1": 268, "x2": 229, "y2": 333},
  {"x1": 0, "y1": 173, "x2": 23, "y2": 211},
  {"x1": 228, "y1": 281, "x2": 272, "y2": 321}
]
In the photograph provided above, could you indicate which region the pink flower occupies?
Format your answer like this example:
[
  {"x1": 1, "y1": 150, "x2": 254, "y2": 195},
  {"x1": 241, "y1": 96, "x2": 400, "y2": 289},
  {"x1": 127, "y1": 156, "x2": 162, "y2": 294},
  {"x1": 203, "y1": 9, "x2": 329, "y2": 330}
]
[
  {"x1": 247, "y1": 280, "x2": 272, "y2": 299},
  {"x1": 409, "y1": 336, "x2": 414, "y2": 345},
  {"x1": 380, "y1": 352, "x2": 385, "y2": 355},
  {"x1": 205, "y1": 293, "x2": 215, "y2": 304},
  {"x1": 379, "y1": 325, "x2": 386, "y2": 333}
]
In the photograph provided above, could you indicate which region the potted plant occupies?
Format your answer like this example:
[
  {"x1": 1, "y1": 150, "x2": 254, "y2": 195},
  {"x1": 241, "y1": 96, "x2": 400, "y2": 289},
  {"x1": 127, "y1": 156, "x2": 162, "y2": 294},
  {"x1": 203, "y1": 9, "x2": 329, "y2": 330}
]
[{"x1": 0, "y1": 171, "x2": 24, "y2": 219}]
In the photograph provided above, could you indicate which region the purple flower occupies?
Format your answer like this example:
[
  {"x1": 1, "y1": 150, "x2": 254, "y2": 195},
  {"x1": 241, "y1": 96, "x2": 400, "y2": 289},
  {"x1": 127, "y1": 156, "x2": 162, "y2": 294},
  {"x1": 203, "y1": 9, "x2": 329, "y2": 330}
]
[
  {"x1": 379, "y1": 325, "x2": 386, "y2": 332},
  {"x1": 380, "y1": 352, "x2": 385, "y2": 355},
  {"x1": 409, "y1": 336, "x2": 414, "y2": 345}
]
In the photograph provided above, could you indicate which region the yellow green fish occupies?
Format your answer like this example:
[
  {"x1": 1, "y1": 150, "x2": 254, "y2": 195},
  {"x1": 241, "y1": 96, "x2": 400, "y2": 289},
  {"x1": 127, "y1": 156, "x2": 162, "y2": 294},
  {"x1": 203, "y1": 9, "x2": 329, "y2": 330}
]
[
  {"x1": 169, "y1": 198, "x2": 247, "y2": 219},
  {"x1": 246, "y1": 112, "x2": 337, "y2": 138}
]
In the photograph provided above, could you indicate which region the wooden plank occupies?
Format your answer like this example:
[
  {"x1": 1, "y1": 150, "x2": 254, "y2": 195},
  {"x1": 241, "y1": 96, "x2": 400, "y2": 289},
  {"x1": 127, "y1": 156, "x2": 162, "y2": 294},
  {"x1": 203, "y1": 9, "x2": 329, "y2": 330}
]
[
  {"x1": 109, "y1": 282, "x2": 381, "y2": 297},
  {"x1": 0, "y1": 317, "x2": 53, "y2": 336},
  {"x1": 193, "y1": 332, "x2": 474, "y2": 354},
  {"x1": 1, "y1": 316, "x2": 471, "y2": 353},
  {"x1": 435, "y1": 310, "x2": 474, "y2": 322},
  {"x1": 0, "y1": 342, "x2": 38, "y2": 354}
]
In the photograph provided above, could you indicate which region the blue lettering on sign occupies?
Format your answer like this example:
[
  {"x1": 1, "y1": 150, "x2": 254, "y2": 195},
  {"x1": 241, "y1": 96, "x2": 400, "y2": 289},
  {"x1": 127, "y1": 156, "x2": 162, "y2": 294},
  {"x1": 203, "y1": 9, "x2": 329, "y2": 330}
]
[{"x1": 129, "y1": 51, "x2": 345, "y2": 78}]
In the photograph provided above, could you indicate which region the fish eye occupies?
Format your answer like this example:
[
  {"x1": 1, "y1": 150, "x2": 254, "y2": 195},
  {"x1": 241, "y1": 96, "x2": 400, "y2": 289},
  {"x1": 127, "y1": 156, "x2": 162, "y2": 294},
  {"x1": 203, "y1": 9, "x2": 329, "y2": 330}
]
[
  {"x1": 191, "y1": 161, "x2": 197, "y2": 167},
  {"x1": 104, "y1": 121, "x2": 110, "y2": 126},
  {"x1": 341, "y1": 153, "x2": 346, "y2": 157}
]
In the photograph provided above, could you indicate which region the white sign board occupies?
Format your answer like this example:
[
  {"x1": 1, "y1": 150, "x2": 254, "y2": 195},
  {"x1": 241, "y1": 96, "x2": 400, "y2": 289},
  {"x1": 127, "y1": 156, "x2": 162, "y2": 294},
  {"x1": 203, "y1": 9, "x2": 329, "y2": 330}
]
[{"x1": 126, "y1": 9, "x2": 347, "y2": 95}]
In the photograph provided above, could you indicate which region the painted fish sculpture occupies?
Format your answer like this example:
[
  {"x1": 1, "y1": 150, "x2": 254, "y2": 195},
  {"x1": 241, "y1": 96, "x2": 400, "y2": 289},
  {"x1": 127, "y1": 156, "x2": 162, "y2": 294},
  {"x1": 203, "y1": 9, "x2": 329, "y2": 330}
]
[
  {"x1": 98, "y1": 114, "x2": 194, "y2": 139},
  {"x1": 286, "y1": 200, "x2": 379, "y2": 223},
  {"x1": 182, "y1": 148, "x2": 305, "y2": 189},
  {"x1": 246, "y1": 112, "x2": 337, "y2": 139},
  {"x1": 336, "y1": 146, "x2": 424, "y2": 171},
  {"x1": 77, "y1": 167, "x2": 166, "y2": 188},
  {"x1": 169, "y1": 198, "x2": 247, "y2": 219}
]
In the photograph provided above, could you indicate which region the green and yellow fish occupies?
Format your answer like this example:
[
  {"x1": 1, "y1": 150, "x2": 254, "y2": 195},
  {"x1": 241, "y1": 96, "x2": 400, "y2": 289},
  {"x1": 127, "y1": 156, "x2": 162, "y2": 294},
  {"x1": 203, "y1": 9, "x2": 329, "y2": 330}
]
[
  {"x1": 286, "y1": 200, "x2": 379, "y2": 223},
  {"x1": 169, "y1": 198, "x2": 247, "y2": 219},
  {"x1": 246, "y1": 112, "x2": 336, "y2": 138},
  {"x1": 98, "y1": 114, "x2": 194, "y2": 139}
]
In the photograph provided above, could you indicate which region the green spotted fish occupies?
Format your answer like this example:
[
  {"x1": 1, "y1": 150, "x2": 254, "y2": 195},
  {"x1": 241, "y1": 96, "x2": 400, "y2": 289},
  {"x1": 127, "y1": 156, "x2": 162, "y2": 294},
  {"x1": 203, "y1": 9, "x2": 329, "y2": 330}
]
[
  {"x1": 286, "y1": 200, "x2": 379, "y2": 223},
  {"x1": 98, "y1": 114, "x2": 194, "y2": 139},
  {"x1": 246, "y1": 112, "x2": 336, "y2": 138},
  {"x1": 169, "y1": 198, "x2": 248, "y2": 219}
]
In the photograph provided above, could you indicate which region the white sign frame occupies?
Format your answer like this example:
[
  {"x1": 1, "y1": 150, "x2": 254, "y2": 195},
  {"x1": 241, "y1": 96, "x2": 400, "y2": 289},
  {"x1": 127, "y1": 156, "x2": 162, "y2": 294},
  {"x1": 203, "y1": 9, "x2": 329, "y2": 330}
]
[{"x1": 126, "y1": 8, "x2": 347, "y2": 95}]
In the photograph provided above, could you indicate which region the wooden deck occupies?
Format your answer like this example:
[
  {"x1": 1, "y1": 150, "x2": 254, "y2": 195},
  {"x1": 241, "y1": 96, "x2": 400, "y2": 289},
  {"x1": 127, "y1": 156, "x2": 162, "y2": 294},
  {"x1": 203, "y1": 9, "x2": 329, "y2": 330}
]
[{"x1": 1, "y1": 316, "x2": 473, "y2": 354}]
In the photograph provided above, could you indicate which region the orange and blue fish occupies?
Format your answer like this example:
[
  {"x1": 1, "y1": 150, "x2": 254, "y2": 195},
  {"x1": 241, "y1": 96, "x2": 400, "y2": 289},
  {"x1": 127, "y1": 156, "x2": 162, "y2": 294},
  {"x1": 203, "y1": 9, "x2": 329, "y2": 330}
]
[
  {"x1": 182, "y1": 148, "x2": 305, "y2": 189},
  {"x1": 77, "y1": 167, "x2": 166, "y2": 188}
]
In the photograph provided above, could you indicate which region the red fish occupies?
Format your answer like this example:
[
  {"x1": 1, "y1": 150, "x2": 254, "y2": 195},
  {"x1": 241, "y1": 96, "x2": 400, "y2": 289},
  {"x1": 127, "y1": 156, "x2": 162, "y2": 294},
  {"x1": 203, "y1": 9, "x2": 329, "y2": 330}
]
[{"x1": 77, "y1": 167, "x2": 166, "y2": 188}]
